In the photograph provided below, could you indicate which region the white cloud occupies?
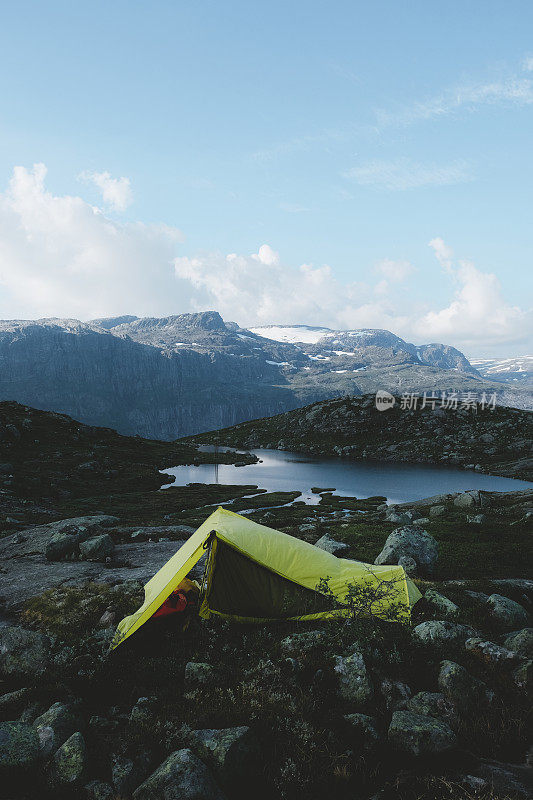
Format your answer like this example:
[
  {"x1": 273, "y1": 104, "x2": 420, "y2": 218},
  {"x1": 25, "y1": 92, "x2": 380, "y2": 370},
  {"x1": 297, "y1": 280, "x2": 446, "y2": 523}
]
[
  {"x1": 522, "y1": 55, "x2": 533, "y2": 72},
  {"x1": 344, "y1": 159, "x2": 472, "y2": 190},
  {"x1": 251, "y1": 244, "x2": 280, "y2": 266},
  {"x1": 0, "y1": 164, "x2": 529, "y2": 354},
  {"x1": 0, "y1": 164, "x2": 185, "y2": 319},
  {"x1": 415, "y1": 240, "x2": 530, "y2": 347},
  {"x1": 79, "y1": 170, "x2": 133, "y2": 211},
  {"x1": 428, "y1": 237, "x2": 455, "y2": 274}
]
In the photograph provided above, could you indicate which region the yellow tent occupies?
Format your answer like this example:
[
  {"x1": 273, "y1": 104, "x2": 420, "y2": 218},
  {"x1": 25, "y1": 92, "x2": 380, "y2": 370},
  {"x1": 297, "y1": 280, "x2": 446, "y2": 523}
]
[{"x1": 112, "y1": 507, "x2": 421, "y2": 649}]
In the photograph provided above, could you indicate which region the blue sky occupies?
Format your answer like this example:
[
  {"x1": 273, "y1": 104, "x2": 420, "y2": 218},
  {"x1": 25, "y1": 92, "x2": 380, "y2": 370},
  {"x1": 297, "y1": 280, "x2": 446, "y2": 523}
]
[{"x1": 0, "y1": 1, "x2": 531, "y2": 355}]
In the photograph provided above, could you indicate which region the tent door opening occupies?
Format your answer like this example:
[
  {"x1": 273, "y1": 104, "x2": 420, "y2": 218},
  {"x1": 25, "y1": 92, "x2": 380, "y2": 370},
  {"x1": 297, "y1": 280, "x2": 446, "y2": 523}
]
[{"x1": 200, "y1": 536, "x2": 337, "y2": 621}]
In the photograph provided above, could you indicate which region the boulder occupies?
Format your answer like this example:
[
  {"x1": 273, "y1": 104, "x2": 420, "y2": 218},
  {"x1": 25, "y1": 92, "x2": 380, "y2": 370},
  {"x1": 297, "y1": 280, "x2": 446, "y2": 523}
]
[
  {"x1": 343, "y1": 713, "x2": 382, "y2": 750},
  {"x1": 424, "y1": 589, "x2": 460, "y2": 619},
  {"x1": 374, "y1": 526, "x2": 438, "y2": 576},
  {"x1": 438, "y1": 660, "x2": 494, "y2": 710},
  {"x1": 0, "y1": 626, "x2": 51, "y2": 680},
  {"x1": 406, "y1": 692, "x2": 455, "y2": 722},
  {"x1": 46, "y1": 528, "x2": 91, "y2": 560},
  {"x1": 0, "y1": 721, "x2": 40, "y2": 771},
  {"x1": 512, "y1": 660, "x2": 532, "y2": 692},
  {"x1": 380, "y1": 679, "x2": 411, "y2": 711},
  {"x1": 52, "y1": 731, "x2": 87, "y2": 786},
  {"x1": 133, "y1": 749, "x2": 226, "y2": 800},
  {"x1": 112, "y1": 754, "x2": 149, "y2": 796},
  {"x1": 465, "y1": 638, "x2": 521, "y2": 667},
  {"x1": 280, "y1": 630, "x2": 325, "y2": 655},
  {"x1": 388, "y1": 710, "x2": 457, "y2": 755},
  {"x1": 487, "y1": 594, "x2": 529, "y2": 630},
  {"x1": 453, "y1": 492, "x2": 477, "y2": 508},
  {"x1": 130, "y1": 696, "x2": 154, "y2": 726},
  {"x1": 188, "y1": 726, "x2": 259, "y2": 788},
  {"x1": 413, "y1": 620, "x2": 477, "y2": 648},
  {"x1": 314, "y1": 534, "x2": 349, "y2": 555},
  {"x1": 334, "y1": 647, "x2": 373, "y2": 705},
  {"x1": 79, "y1": 534, "x2": 115, "y2": 561},
  {"x1": 473, "y1": 759, "x2": 533, "y2": 800},
  {"x1": 503, "y1": 628, "x2": 533, "y2": 659},
  {"x1": 33, "y1": 702, "x2": 81, "y2": 752},
  {"x1": 398, "y1": 555, "x2": 417, "y2": 576},
  {"x1": 429, "y1": 505, "x2": 446, "y2": 518},
  {"x1": 0, "y1": 687, "x2": 31, "y2": 717}
]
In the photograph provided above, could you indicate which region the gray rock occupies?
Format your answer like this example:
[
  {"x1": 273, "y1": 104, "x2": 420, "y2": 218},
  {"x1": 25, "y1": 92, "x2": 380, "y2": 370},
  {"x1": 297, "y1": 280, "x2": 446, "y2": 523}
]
[
  {"x1": 52, "y1": 731, "x2": 87, "y2": 786},
  {"x1": 0, "y1": 626, "x2": 51, "y2": 679},
  {"x1": 0, "y1": 516, "x2": 119, "y2": 560},
  {"x1": 429, "y1": 505, "x2": 446, "y2": 518},
  {"x1": 406, "y1": 691, "x2": 455, "y2": 721},
  {"x1": 487, "y1": 594, "x2": 529, "y2": 629},
  {"x1": 133, "y1": 748, "x2": 226, "y2": 800},
  {"x1": 465, "y1": 637, "x2": 521, "y2": 667},
  {"x1": 85, "y1": 780, "x2": 115, "y2": 800},
  {"x1": 33, "y1": 702, "x2": 81, "y2": 752},
  {"x1": 503, "y1": 628, "x2": 533, "y2": 659},
  {"x1": 46, "y1": 527, "x2": 93, "y2": 561},
  {"x1": 79, "y1": 534, "x2": 115, "y2": 561},
  {"x1": 188, "y1": 726, "x2": 259, "y2": 787},
  {"x1": 0, "y1": 538, "x2": 198, "y2": 612},
  {"x1": 37, "y1": 725, "x2": 56, "y2": 759},
  {"x1": 467, "y1": 514, "x2": 486, "y2": 524},
  {"x1": 0, "y1": 687, "x2": 31, "y2": 716},
  {"x1": 280, "y1": 630, "x2": 325, "y2": 655},
  {"x1": 314, "y1": 534, "x2": 349, "y2": 555},
  {"x1": 374, "y1": 526, "x2": 438, "y2": 575},
  {"x1": 512, "y1": 659, "x2": 532, "y2": 692},
  {"x1": 112, "y1": 754, "x2": 148, "y2": 796},
  {"x1": 413, "y1": 620, "x2": 477, "y2": 647},
  {"x1": 0, "y1": 721, "x2": 40, "y2": 770},
  {"x1": 343, "y1": 713, "x2": 382, "y2": 750},
  {"x1": 438, "y1": 660, "x2": 494, "y2": 710},
  {"x1": 334, "y1": 647, "x2": 373, "y2": 705},
  {"x1": 474, "y1": 759, "x2": 533, "y2": 800},
  {"x1": 388, "y1": 710, "x2": 457, "y2": 755},
  {"x1": 453, "y1": 492, "x2": 477, "y2": 508},
  {"x1": 130, "y1": 696, "x2": 154, "y2": 726},
  {"x1": 385, "y1": 512, "x2": 412, "y2": 525},
  {"x1": 398, "y1": 555, "x2": 417, "y2": 576},
  {"x1": 380, "y1": 679, "x2": 411, "y2": 711},
  {"x1": 424, "y1": 589, "x2": 460, "y2": 619}
]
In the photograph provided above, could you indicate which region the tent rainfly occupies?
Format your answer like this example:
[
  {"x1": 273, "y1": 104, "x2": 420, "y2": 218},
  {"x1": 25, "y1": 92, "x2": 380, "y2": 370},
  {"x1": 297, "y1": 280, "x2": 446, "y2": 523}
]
[{"x1": 112, "y1": 507, "x2": 421, "y2": 649}]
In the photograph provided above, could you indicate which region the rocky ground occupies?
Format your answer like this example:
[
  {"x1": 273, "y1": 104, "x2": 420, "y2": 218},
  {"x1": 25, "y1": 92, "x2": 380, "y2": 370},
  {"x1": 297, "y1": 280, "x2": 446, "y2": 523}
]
[
  {"x1": 0, "y1": 401, "x2": 532, "y2": 799},
  {"x1": 188, "y1": 394, "x2": 533, "y2": 481}
]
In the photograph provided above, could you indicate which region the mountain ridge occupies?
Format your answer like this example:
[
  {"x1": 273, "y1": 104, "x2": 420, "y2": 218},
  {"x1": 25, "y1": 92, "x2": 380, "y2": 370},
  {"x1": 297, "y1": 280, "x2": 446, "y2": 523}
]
[{"x1": 0, "y1": 313, "x2": 529, "y2": 439}]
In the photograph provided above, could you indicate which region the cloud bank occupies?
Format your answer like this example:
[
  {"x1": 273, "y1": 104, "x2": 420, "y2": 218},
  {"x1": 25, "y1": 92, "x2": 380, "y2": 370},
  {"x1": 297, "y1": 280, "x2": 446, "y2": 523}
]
[{"x1": 0, "y1": 164, "x2": 529, "y2": 354}]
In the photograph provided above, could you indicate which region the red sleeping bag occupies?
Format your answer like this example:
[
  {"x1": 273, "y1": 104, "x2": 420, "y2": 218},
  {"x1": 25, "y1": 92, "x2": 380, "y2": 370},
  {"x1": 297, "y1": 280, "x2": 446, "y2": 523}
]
[{"x1": 152, "y1": 590, "x2": 188, "y2": 619}]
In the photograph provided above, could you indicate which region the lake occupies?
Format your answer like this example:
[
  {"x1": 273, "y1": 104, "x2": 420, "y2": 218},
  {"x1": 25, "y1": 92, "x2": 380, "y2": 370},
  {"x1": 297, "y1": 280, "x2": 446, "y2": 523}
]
[{"x1": 161, "y1": 448, "x2": 532, "y2": 505}]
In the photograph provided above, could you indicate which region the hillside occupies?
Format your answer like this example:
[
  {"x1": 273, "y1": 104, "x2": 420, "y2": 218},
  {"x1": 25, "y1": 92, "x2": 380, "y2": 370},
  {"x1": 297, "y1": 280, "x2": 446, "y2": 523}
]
[
  {"x1": 189, "y1": 394, "x2": 533, "y2": 482},
  {"x1": 0, "y1": 401, "x2": 532, "y2": 799}
]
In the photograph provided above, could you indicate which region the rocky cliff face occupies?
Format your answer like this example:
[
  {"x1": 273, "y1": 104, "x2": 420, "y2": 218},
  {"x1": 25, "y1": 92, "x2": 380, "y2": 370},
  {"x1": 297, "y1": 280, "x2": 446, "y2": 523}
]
[
  {"x1": 0, "y1": 314, "x2": 526, "y2": 439},
  {"x1": 0, "y1": 318, "x2": 296, "y2": 438}
]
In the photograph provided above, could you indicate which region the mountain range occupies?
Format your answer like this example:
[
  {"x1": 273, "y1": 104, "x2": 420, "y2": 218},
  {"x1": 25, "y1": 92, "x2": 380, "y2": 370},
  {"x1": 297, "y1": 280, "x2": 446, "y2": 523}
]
[{"x1": 0, "y1": 312, "x2": 529, "y2": 439}]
